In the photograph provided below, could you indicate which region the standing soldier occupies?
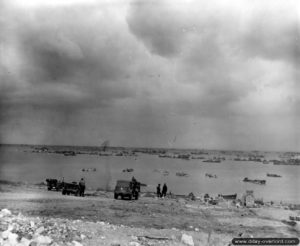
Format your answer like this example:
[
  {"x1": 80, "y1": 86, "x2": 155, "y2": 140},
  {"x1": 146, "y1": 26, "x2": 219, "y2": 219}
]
[
  {"x1": 156, "y1": 184, "x2": 161, "y2": 198},
  {"x1": 79, "y1": 178, "x2": 86, "y2": 197},
  {"x1": 162, "y1": 183, "x2": 168, "y2": 198}
]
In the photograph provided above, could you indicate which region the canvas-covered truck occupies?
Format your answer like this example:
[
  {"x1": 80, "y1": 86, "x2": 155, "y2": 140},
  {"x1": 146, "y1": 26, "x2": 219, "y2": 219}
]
[
  {"x1": 62, "y1": 182, "x2": 80, "y2": 196},
  {"x1": 46, "y1": 179, "x2": 64, "y2": 191},
  {"x1": 114, "y1": 180, "x2": 140, "y2": 200}
]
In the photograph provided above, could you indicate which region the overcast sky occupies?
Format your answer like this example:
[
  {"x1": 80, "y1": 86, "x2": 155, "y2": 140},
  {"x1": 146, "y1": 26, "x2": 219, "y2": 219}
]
[{"x1": 0, "y1": 0, "x2": 299, "y2": 151}]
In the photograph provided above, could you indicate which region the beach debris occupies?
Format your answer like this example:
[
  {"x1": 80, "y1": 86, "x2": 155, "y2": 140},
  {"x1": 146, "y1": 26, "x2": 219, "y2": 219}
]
[
  {"x1": 181, "y1": 234, "x2": 194, "y2": 246},
  {"x1": 242, "y1": 190, "x2": 255, "y2": 207},
  {"x1": 281, "y1": 220, "x2": 297, "y2": 226},
  {"x1": 137, "y1": 235, "x2": 172, "y2": 241},
  {"x1": 289, "y1": 216, "x2": 300, "y2": 221}
]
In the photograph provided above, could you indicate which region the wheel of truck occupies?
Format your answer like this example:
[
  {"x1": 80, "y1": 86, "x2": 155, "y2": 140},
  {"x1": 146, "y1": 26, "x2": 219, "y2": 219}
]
[
  {"x1": 62, "y1": 189, "x2": 66, "y2": 195},
  {"x1": 135, "y1": 194, "x2": 139, "y2": 200},
  {"x1": 121, "y1": 195, "x2": 124, "y2": 200},
  {"x1": 114, "y1": 194, "x2": 118, "y2": 199},
  {"x1": 129, "y1": 195, "x2": 132, "y2": 200},
  {"x1": 48, "y1": 187, "x2": 51, "y2": 191}
]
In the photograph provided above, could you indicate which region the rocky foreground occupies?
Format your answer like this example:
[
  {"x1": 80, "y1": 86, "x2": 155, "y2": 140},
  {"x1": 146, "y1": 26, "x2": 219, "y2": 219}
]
[
  {"x1": 1, "y1": 185, "x2": 300, "y2": 246},
  {"x1": 0, "y1": 208, "x2": 229, "y2": 246}
]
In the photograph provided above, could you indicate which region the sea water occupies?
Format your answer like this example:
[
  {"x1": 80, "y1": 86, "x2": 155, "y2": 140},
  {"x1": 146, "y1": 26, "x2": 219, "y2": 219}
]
[{"x1": 0, "y1": 145, "x2": 299, "y2": 203}]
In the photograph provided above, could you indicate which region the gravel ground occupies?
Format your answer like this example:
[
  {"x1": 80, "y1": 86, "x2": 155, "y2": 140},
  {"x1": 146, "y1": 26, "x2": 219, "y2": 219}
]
[{"x1": 1, "y1": 184, "x2": 300, "y2": 246}]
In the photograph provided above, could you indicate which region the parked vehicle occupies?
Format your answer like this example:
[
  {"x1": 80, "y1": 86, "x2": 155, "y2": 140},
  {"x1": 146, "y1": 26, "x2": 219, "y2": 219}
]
[
  {"x1": 114, "y1": 180, "x2": 140, "y2": 200},
  {"x1": 46, "y1": 179, "x2": 64, "y2": 191},
  {"x1": 62, "y1": 182, "x2": 80, "y2": 196}
]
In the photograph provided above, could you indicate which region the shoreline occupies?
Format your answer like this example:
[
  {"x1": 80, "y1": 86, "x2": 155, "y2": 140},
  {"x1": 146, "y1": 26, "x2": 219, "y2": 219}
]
[{"x1": 1, "y1": 179, "x2": 300, "y2": 208}]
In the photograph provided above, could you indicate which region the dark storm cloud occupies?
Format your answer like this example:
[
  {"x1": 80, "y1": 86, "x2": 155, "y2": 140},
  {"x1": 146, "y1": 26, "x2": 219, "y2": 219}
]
[
  {"x1": 1, "y1": 0, "x2": 300, "y2": 150},
  {"x1": 0, "y1": 3, "x2": 137, "y2": 108}
]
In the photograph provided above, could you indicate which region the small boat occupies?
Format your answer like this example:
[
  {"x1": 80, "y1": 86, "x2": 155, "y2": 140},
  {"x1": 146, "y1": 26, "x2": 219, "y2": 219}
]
[
  {"x1": 176, "y1": 172, "x2": 189, "y2": 177},
  {"x1": 122, "y1": 168, "x2": 134, "y2": 172},
  {"x1": 63, "y1": 151, "x2": 76, "y2": 156},
  {"x1": 243, "y1": 177, "x2": 266, "y2": 185},
  {"x1": 205, "y1": 173, "x2": 217, "y2": 178},
  {"x1": 266, "y1": 173, "x2": 281, "y2": 178},
  {"x1": 220, "y1": 193, "x2": 237, "y2": 200},
  {"x1": 203, "y1": 159, "x2": 221, "y2": 163}
]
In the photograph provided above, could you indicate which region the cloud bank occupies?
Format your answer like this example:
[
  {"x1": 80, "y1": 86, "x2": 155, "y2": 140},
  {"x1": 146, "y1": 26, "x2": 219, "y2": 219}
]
[{"x1": 0, "y1": 0, "x2": 299, "y2": 151}]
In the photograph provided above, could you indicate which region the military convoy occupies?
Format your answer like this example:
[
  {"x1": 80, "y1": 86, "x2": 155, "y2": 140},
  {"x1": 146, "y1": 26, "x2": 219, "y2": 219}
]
[
  {"x1": 46, "y1": 179, "x2": 82, "y2": 196},
  {"x1": 46, "y1": 178, "x2": 142, "y2": 200}
]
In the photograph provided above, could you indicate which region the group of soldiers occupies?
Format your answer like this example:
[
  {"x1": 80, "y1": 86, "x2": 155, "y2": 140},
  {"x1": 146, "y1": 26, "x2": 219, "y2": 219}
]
[
  {"x1": 77, "y1": 177, "x2": 169, "y2": 199},
  {"x1": 156, "y1": 183, "x2": 168, "y2": 198}
]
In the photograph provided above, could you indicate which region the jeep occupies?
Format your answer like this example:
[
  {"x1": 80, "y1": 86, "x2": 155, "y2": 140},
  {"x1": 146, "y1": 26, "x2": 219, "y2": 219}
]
[{"x1": 114, "y1": 180, "x2": 140, "y2": 200}]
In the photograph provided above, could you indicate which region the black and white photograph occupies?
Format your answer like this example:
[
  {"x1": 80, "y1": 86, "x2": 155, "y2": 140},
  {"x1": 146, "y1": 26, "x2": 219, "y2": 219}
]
[{"x1": 0, "y1": 0, "x2": 300, "y2": 245}]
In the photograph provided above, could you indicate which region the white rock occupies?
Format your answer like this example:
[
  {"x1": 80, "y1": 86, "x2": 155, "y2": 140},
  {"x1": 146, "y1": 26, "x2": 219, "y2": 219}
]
[
  {"x1": 30, "y1": 221, "x2": 35, "y2": 228},
  {"x1": 72, "y1": 241, "x2": 83, "y2": 246},
  {"x1": 8, "y1": 232, "x2": 19, "y2": 245},
  {"x1": 35, "y1": 226, "x2": 45, "y2": 235},
  {"x1": 195, "y1": 228, "x2": 199, "y2": 232},
  {"x1": 129, "y1": 242, "x2": 141, "y2": 246},
  {"x1": 181, "y1": 234, "x2": 194, "y2": 246},
  {"x1": 20, "y1": 237, "x2": 32, "y2": 246},
  {"x1": 0, "y1": 209, "x2": 12, "y2": 217},
  {"x1": 2, "y1": 229, "x2": 11, "y2": 239},
  {"x1": 80, "y1": 234, "x2": 86, "y2": 240},
  {"x1": 131, "y1": 236, "x2": 138, "y2": 240},
  {"x1": 33, "y1": 235, "x2": 52, "y2": 245}
]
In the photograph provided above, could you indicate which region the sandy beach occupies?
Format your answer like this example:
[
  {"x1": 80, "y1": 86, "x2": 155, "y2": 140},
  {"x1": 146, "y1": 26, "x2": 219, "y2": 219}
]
[{"x1": 1, "y1": 182, "x2": 300, "y2": 246}]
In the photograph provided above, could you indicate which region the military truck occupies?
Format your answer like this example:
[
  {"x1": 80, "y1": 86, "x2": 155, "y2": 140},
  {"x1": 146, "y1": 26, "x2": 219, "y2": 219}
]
[
  {"x1": 61, "y1": 182, "x2": 80, "y2": 196},
  {"x1": 114, "y1": 180, "x2": 140, "y2": 200},
  {"x1": 46, "y1": 179, "x2": 64, "y2": 191}
]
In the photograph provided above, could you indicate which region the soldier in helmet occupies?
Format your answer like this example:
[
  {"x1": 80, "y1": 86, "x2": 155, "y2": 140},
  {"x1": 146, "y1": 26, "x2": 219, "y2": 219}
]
[
  {"x1": 79, "y1": 178, "x2": 86, "y2": 197},
  {"x1": 162, "y1": 183, "x2": 168, "y2": 198}
]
